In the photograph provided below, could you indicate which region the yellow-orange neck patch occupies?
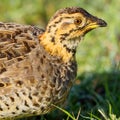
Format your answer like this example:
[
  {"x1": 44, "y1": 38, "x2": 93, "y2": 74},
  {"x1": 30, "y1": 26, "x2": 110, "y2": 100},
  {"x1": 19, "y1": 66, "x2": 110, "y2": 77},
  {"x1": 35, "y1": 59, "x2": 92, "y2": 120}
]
[{"x1": 39, "y1": 33, "x2": 74, "y2": 63}]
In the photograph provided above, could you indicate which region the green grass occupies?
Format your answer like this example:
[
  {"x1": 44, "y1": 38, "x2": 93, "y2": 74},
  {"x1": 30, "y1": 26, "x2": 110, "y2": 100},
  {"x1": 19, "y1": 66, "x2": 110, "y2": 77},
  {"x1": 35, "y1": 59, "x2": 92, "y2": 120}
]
[{"x1": 0, "y1": 0, "x2": 120, "y2": 120}]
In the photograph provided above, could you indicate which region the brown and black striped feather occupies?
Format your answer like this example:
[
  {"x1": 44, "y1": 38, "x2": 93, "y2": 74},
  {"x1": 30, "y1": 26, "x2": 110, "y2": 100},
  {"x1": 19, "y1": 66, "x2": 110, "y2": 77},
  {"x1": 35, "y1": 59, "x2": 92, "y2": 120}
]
[{"x1": 0, "y1": 22, "x2": 44, "y2": 74}]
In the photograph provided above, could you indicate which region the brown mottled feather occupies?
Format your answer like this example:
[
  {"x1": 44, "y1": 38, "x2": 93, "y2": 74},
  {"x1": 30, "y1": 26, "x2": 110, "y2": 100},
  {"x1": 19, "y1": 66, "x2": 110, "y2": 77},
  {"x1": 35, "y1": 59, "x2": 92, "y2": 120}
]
[
  {"x1": 0, "y1": 22, "x2": 76, "y2": 119},
  {"x1": 0, "y1": 6, "x2": 107, "y2": 119},
  {"x1": 0, "y1": 22, "x2": 44, "y2": 72}
]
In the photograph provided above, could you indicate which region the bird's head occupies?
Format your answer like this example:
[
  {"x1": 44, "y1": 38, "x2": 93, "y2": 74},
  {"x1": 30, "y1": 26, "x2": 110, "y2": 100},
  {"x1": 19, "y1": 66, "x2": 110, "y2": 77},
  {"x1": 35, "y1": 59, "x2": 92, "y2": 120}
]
[{"x1": 40, "y1": 7, "x2": 107, "y2": 62}]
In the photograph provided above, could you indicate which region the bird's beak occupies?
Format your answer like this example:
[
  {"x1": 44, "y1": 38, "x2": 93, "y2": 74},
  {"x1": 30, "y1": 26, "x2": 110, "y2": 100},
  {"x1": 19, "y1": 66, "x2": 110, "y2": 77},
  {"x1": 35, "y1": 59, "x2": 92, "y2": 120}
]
[
  {"x1": 84, "y1": 15, "x2": 107, "y2": 34},
  {"x1": 94, "y1": 18, "x2": 107, "y2": 27}
]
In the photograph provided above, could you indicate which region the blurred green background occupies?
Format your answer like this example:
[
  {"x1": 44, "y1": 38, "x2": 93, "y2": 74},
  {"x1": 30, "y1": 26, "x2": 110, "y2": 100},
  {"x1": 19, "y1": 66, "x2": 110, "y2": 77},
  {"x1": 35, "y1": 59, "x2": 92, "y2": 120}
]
[{"x1": 0, "y1": 0, "x2": 120, "y2": 120}]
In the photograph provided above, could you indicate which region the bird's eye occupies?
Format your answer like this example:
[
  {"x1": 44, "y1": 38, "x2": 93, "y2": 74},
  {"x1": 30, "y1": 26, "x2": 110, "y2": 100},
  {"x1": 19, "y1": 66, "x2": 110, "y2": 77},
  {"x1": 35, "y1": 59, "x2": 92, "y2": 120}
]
[{"x1": 74, "y1": 18, "x2": 82, "y2": 25}]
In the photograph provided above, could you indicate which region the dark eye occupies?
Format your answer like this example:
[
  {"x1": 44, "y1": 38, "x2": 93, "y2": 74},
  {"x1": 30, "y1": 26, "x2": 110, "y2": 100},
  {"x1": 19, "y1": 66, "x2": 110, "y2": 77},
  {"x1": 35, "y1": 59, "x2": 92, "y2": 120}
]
[{"x1": 74, "y1": 18, "x2": 82, "y2": 25}]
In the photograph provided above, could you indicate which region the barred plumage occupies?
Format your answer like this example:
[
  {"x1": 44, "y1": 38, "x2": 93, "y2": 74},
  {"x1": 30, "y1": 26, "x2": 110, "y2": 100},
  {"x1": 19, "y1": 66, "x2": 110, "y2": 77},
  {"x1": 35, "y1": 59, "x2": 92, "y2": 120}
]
[{"x1": 0, "y1": 7, "x2": 107, "y2": 119}]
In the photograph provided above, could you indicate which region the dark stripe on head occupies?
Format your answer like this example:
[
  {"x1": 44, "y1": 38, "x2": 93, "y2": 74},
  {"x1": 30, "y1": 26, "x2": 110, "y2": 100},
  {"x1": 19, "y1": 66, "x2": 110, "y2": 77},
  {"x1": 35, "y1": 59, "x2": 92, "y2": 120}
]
[
  {"x1": 59, "y1": 27, "x2": 82, "y2": 41},
  {"x1": 60, "y1": 33, "x2": 69, "y2": 37},
  {"x1": 48, "y1": 16, "x2": 75, "y2": 33}
]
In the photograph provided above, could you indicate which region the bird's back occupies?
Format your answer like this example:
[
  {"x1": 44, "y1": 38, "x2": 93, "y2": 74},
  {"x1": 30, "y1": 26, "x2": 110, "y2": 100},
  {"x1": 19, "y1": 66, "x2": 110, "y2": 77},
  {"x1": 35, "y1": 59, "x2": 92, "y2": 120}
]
[{"x1": 0, "y1": 22, "x2": 45, "y2": 72}]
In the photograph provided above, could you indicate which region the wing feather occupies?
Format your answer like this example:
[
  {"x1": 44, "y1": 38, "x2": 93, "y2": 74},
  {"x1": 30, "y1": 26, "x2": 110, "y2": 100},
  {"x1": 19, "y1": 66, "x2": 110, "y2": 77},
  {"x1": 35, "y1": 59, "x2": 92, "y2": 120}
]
[{"x1": 0, "y1": 22, "x2": 44, "y2": 73}]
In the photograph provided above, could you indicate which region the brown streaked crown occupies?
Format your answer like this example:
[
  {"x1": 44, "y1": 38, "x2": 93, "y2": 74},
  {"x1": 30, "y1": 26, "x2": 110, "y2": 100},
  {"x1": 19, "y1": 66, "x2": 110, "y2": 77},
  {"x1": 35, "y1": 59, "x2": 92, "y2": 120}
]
[{"x1": 50, "y1": 7, "x2": 92, "y2": 21}]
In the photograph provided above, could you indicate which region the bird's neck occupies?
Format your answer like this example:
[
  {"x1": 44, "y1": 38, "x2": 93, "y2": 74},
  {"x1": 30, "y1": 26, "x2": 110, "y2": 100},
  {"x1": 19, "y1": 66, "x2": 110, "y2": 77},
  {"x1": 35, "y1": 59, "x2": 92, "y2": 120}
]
[{"x1": 39, "y1": 32, "x2": 78, "y2": 63}]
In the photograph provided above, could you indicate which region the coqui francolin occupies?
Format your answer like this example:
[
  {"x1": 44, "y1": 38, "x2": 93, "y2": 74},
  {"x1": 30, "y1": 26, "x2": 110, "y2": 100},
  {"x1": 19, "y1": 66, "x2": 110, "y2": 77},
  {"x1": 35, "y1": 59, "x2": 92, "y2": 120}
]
[{"x1": 0, "y1": 7, "x2": 107, "y2": 119}]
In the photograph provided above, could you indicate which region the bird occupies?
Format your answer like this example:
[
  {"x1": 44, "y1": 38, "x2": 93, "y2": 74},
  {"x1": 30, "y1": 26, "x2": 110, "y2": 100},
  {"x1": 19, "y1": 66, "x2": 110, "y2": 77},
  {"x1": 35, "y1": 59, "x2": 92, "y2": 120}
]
[{"x1": 0, "y1": 7, "x2": 107, "y2": 119}]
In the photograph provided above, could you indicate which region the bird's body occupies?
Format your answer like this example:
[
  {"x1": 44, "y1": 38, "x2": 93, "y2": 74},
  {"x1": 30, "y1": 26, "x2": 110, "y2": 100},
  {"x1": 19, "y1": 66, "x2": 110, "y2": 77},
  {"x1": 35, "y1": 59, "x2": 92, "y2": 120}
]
[
  {"x1": 0, "y1": 7, "x2": 107, "y2": 119},
  {"x1": 0, "y1": 23, "x2": 76, "y2": 119}
]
